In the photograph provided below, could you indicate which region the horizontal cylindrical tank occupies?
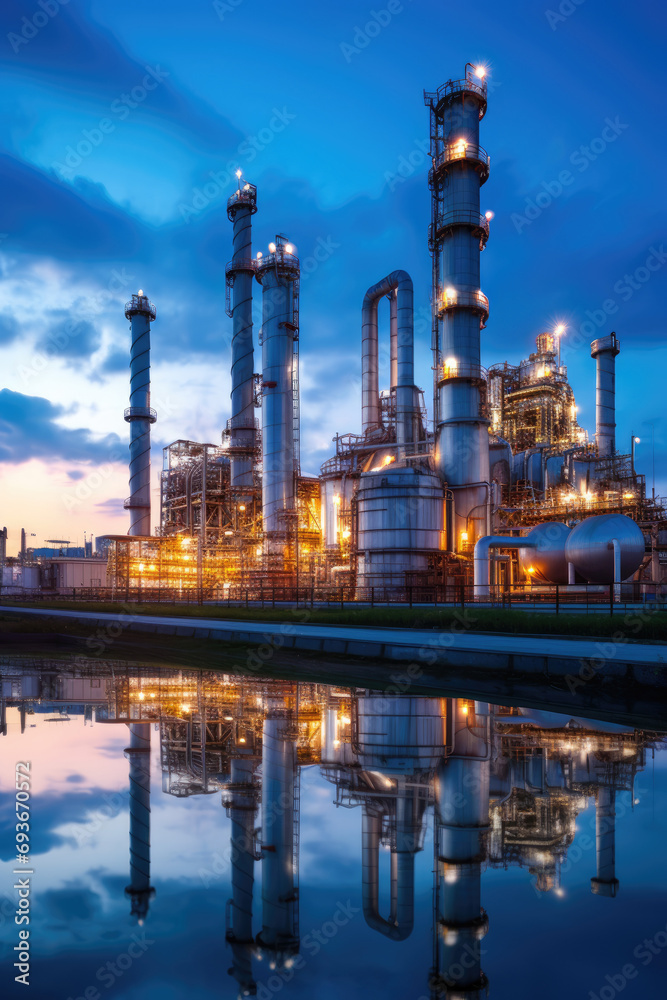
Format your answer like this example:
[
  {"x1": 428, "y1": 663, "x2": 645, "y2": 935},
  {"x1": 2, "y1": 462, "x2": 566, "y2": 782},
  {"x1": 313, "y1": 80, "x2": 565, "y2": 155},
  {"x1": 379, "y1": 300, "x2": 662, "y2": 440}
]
[
  {"x1": 356, "y1": 466, "x2": 445, "y2": 593},
  {"x1": 565, "y1": 514, "x2": 645, "y2": 584},
  {"x1": 518, "y1": 522, "x2": 571, "y2": 584}
]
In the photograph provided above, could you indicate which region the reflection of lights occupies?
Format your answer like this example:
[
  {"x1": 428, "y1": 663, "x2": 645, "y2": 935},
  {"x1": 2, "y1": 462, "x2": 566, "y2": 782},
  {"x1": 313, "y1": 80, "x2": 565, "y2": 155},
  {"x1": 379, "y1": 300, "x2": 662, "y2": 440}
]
[
  {"x1": 444, "y1": 868, "x2": 459, "y2": 884},
  {"x1": 555, "y1": 888, "x2": 565, "y2": 897}
]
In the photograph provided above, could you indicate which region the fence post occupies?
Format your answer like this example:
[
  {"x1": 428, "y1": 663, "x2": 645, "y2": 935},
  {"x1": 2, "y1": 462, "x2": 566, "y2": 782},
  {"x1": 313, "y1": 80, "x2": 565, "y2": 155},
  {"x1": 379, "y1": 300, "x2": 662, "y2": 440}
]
[{"x1": 555, "y1": 584, "x2": 559, "y2": 615}]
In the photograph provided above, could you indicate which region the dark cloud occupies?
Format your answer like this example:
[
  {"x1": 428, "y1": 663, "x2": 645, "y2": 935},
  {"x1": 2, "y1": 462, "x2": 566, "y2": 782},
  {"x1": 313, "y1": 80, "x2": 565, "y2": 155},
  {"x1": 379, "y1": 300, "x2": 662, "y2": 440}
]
[
  {"x1": 36, "y1": 314, "x2": 101, "y2": 363},
  {"x1": 0, "y1": 313, "x2": 20, "y2": 345},
  {"x1": 0, "y1": 389, "x2": 121, "y2": 465}
]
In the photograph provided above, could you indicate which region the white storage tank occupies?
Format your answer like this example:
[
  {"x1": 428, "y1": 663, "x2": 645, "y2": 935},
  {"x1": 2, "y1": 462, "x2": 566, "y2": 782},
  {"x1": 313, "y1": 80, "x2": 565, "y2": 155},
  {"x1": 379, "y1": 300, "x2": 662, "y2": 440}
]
[
  {"x1": 518, "y1": 522, "x2": 571, "y2": 584},
  {"x1": 564, "y1": 513, "x2": 645, "y2": 584},
  {"x1": 356, "y1": 465, "x2": 445, "y2": 594},
  {"x1": 355, "y1": 695, "x2": 446, "y2": 774}
]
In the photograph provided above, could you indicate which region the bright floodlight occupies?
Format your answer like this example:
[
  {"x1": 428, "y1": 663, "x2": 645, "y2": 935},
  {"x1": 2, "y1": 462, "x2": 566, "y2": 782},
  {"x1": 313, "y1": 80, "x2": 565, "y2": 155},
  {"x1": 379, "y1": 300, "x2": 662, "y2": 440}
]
[
  {"x1": 256, "y1": 251, "x2": 263, "y2": 259},
  {"x1": 634, "y1": 436, "x2": 641, "y2": 443},
  {"x1": 236, "y1": 169, "x2": 242, "y2": 178},
  {"x1": 285, "y1": 243, "x2": 293, "y2": 254},
  {"x1": 268, "y1": 242, "x2": 276, "y2": 253},
  {"x1": 475, "y1": 65, "x2": 486, "y2": 78},
  {"x1": 138, "y1": 288, "x2": 143, "y2": 296},
  {"x1": 485, "y1": 211, "x2": 494, "y2": 220},
  {"x1": 555, "y1": 323, "x2": 565, "y2": 334}
]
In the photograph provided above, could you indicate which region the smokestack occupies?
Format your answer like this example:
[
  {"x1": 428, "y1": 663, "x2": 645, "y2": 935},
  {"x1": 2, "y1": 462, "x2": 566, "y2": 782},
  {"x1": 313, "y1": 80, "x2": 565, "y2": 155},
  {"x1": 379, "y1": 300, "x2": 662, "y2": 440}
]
[
  {"x1": 226, "y1": 176, "x2": 258, "y2": 497},
  {"x1": 591, "y1": 333, "x2": 620, "y2": 458},
  {"x1": 255, "y1": 238, "x2": 300, "y2": 541},
  {"x1": 124, "y1": 722, "x2": 155, "y2": 922},
  {"x1": 124, "y1": 292, "x2": 157, "y2": 536},
  {"x1": 224, "y1": 757, "x2": 260, "y2": 996},
  {"x1": 425, "y1": 65, "x2": 491, "y2": 549},
  {"x1": 590, "y1": 785, "x2": 619, "y2": 897}
]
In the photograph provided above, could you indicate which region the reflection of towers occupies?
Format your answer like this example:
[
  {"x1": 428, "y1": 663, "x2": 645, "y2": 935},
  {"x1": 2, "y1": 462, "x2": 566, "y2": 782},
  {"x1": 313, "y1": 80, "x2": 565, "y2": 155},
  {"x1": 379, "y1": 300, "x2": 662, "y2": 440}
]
[
  {"x1": 433, "y1": 700, "x2": 490, "y2": 998},
  {"x1": 256, "y1": 713, "x2": 299, "y2": 964},
  {"x1": 591, "y1": 785, "x2": 618, "y2": 897},
  {"x1": 124, "y1": 723, "x2": 155, "y2": 922},
  {"x1": 224, "y1": 756, "x2": 261, "y2": 998}
]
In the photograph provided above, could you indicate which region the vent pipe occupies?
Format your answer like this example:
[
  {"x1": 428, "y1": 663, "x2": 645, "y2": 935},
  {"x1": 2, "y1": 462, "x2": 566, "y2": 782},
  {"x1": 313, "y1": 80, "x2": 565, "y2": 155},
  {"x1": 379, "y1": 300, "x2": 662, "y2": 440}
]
[
  {"x1": 124, "y1": 292, "x2": 157, "y2": 536},
  {"x1": 591, "y1": 333, "x2": 620, "y2": 458}
]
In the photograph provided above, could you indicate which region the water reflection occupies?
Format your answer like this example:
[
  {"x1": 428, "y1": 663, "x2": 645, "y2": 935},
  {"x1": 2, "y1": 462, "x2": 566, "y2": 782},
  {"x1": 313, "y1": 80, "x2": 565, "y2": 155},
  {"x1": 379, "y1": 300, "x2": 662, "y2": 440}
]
[{"x1": 1, "y1": 661, "x2": 664, "y2": 998}]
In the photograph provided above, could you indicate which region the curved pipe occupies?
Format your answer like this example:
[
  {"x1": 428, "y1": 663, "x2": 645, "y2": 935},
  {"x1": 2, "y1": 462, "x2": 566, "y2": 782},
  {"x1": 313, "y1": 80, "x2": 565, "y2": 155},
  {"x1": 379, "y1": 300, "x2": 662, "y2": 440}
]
[
  {"x1": 361, "y1": 270, "x2": 415, "y2": 451},
  {"x1": 361, "y1": 808, "x2": 414, "y2": 941},
  {"x1": 473, "y1": 535, "x2": 535, "y2": 597}
]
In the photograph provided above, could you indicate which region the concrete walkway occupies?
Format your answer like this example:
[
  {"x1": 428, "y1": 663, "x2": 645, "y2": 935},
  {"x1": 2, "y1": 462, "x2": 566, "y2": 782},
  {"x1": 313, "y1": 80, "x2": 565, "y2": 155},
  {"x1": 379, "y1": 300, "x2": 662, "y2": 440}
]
[{"x1": 1, "y1": 606, "x2": 665, "y2": 682}]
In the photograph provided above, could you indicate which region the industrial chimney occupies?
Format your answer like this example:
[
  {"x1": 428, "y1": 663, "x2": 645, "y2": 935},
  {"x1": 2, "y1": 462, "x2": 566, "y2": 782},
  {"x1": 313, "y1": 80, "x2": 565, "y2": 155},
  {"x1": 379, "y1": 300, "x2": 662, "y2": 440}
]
[
  {"x1": 255, "y1": 237, "x2": 300, "y2": 543},
  {"x1": 226, "y1": 174, "x2": 258, "y2": 497},
  {"x1": 591, "y1": 332, "x2": 620, "y2": 458},
  {"x1": 124, "y1": 292, "x2": 157, "y2": 536},
  {"x1": 425, "y1": 64, "x2": 491, "y2": 550}
]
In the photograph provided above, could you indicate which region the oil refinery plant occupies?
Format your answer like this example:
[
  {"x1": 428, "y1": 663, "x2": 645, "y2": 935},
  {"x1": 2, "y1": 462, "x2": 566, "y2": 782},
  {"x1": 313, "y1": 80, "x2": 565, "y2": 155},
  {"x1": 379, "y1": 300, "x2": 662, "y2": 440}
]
[{"x1": 96, "y1": 62, "x2": 666, "y2": 601}]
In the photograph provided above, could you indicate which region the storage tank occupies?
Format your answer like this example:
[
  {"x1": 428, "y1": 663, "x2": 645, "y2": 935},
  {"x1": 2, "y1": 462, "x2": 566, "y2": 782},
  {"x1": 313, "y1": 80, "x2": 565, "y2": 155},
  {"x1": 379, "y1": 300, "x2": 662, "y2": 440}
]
[
  {"x1": 356, "y1": 466, "x2": 445, "y2": 595},
  {"x1": 355, "y1": 695, "x2": 446, "y2": 774},
  {"x1": 565, "y1": 514, "x2": 645, "y2": 584},
  {"x1": 518, "y1": 522, "x2": 571, "y2": 584}
]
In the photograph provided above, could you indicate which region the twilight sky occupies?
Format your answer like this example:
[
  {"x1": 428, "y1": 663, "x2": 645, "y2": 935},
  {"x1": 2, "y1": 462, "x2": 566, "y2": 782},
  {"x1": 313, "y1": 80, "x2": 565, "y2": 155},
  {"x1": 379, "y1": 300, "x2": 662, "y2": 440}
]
[{"x1": 0, "y1": 0, "x2": 665, "y2": 550}]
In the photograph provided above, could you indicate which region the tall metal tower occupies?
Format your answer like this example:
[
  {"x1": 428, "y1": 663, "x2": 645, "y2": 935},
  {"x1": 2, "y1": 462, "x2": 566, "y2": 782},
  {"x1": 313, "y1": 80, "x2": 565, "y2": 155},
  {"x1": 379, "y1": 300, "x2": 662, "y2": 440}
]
[
  {"x1": 124, "y1": 722, "x2": 155, "y2": 922},
  {"x1": 425, "y1": 65, "x2": 491, "y2": 550},
  {"x1": 124, "y1": 292, "x2": 157, "y2": 536},
  {"x1": 226, "y1": 175, "x2": 258, "y2": 498}
]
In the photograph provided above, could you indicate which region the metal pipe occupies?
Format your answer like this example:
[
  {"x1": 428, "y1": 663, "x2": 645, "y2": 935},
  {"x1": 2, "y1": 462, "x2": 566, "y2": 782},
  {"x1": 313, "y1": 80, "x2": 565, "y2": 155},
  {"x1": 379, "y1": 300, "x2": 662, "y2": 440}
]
[
  {"x1": 611, "y1": 537, "x2": 621, "y2": 602},
  {"x1": 361, "y1": 271, "x2": 416, "y2": 450},
  {"x1": 124, "y1": 293, "x2": 157, "y2": 536},
  {"x1": 227, "y1": 180, "x2": 258, "y2": 493},
  {"x1": 124, "y1": 722, "x2": 154, "y2": 922},
  {"x1": 361, "y1": 806, "x2": 414, "y2": 940},
  {"x1": 473, "y1": 535, "x2": 534, "y2": 596},
  {"x1": 389, "y1": 289, "x2": 398, "y2": 391},
  {"x1": 591, "y1": 333, "x2": 620, "y2": 457}
]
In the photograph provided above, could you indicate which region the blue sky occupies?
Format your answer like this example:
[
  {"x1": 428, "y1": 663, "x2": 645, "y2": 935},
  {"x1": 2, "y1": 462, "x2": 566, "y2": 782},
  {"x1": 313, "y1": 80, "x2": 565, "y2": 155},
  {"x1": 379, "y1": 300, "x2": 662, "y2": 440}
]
[{"x1": 0, "y1": 0, "x2": 665, "y2": 545}]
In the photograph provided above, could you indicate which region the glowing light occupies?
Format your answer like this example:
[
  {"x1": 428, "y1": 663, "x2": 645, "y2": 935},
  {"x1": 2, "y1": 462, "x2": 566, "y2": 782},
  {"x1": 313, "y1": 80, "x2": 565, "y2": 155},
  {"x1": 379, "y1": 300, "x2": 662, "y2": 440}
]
[
  {"x1": 455, "y1": 140, "x2": 467, "y2": 157},
  {"x1": 243, "y1": 184, "x2": 250, "y2": 191},
  {"x1": 340, "y1": 716, "x2": 351, "y2": 725},
  {"x1": 138, "y1": 288, "x2": 143, "y2": 296},
  {"x1": 268, "y1": 242, "x2": 276, "y2": 253},
  {"x1": 224, "y1": 530, "x2": 234, "y2": 536},
  {"x1": 341, "y1": 528, "x2": 351, "y2": 540},
  {"x1": 461, "y1": 704, "x2": 468, "y2": 715},
  {"x1": 333, "y1": 494, "x2": 341, "y2": 506},
  {"x1": 460, "y1": 531, "x2": 469, "y2": 542},
  {"x1": 528, "y1": 566, "x2": 535, "y2": 574},
  {"x1": 138, "y1": 563, "x2": 145, "y2": 571},
  {"x1": 181, "y1": 537, "x2": 191, "y2": 548},
  {"x1": 333, "y1": 739, "x2": 341, "y2": 747},
  {"x1": 150, "y1": 693, "x2": 156, "y2": 699},
  {"x1": 444, "y1": 287, "x2": 457, "y2": 303},
  {"x1": 485, "y1": 210, "x2": 494, "y2": 220},
  {"x1": 256, "y1": 251, "x2": 263, "y2": 259},
  {"x1": 285, "y1": 243, "x2": 294, "y2": 254},
  {"x1": 238, "y1": 504, "x2": 246, "y2": 511},
  {"x1": 555, "y1": 324, "x2": 565, "y2": 335},
  {"x1": 236, "y1": 169, "x2": 242, "y2": 178},
  {"x1": 149, "y1": 564, "x2": 155, "y2": 571},
  {"x1": 475, "y1": 65, "x2": 486, "y2": 78},
  {"x1": 224, "y1": 716, "x2": 233, "y2": 721},
  {"x1": 634, "y1": 436, "x2": 641, "y2": 443},
  {"x1": 239, "y1": 737, "x2": 246, "y2": 743},
  {"x1": 181, "y1": 703, "x2": 190, "y2": 713},
  {"x1": 138, "y1": 692, "x2": 145, "y2": 701},
  {"x1": 383, "y1": 455, "x2": 395, "y2": 466},
  {"x1": 623, "y1": 492, "x2": 634, "y2": 499},
  {"x1": 444, "y1": 356, "x2": 458, "y2": 373}
]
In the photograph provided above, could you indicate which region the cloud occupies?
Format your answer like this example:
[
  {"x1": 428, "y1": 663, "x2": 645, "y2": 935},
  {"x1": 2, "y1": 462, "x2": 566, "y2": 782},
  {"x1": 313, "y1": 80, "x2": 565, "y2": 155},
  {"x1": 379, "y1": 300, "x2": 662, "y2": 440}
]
[
  {"x1": 36, "y1": 313, "x2": 101, "y2": 363},
  {"x1": 0, "y1": 312, "x2": 20, "y2": 344},
  {"x1": 0, "y1": 388, "x2": 121, "y2": 464}
]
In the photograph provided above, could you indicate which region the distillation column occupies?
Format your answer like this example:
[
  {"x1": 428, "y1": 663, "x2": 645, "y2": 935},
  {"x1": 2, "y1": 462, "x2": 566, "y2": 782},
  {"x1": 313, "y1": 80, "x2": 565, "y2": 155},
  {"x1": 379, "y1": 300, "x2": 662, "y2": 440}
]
[
  {"x1": 124, "y1": 292, "x2": 157, "y2": 536},
  {"x1": 425, "y1": 66, "x2": 490, "y2": 549},
  {"x1": 124, "y1": 722, "x2": 155, "y2": 922},
  {"x1": 591, "y1": 333, "x2": 620, "y2": 458},
  {"x1": 226, "y1": 178, "x2": 258, "y2": 496},
  {"x1": 257, "y1": 713, "x2": 299, "y2": 965},
  {"x1": 255, "y1": 240, "x2": 300, "y2": 543},
  {"x1": 433, "y1": 699, "x2": 490, "y2": 998},
  {"x1": 224, "y1": 756, "x2": 261, "y2": 997},
  {"x1": 590, "y1": 784, "x2": 619, "y2": 897}
]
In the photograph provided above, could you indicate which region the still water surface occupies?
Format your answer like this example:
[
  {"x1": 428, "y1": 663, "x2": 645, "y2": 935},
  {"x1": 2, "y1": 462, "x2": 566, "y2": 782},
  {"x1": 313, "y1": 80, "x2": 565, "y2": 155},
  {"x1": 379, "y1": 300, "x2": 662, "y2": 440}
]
[{"x1": 1, "y1": 661, "x2": 666, "y2": 999}]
